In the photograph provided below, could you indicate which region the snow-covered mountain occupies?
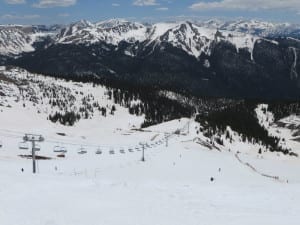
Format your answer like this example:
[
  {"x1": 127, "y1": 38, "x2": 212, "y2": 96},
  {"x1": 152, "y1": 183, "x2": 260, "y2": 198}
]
[
  {"x1": 0, "y1": 26, "x2": 35, "y2": 55},
  {"x1": 1, "y1": 19, "x2": 300, "y2": 57},
  {"x1": 55, "y1": 19, "x2": 260, "y2": 58},
  {"x1": 199, "y1": 19, "x2": 300, "y2": 38},
  {"x1": 1, "y1": 19, "x2": 300, "y2": 100},
  {"x1": 0, "y1": 25, "x2": 59, "y2": 56},
  {"x1": 1, "y1": 19, "x2": 300, "y2": 58},
  {"x1": 57, "y1": 19, "x2": 148, "y2": 45}
]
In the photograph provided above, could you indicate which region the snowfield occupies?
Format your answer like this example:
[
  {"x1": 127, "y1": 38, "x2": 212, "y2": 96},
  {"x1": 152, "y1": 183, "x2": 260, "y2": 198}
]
[{"x1": 1, "y1": 68, "x2": 300, "y2": 225}]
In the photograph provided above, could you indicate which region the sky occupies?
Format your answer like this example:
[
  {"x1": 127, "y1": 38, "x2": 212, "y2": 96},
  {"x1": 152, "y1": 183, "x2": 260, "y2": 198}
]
[{"x1": 0, "y1": 0, "x2": 300, "y2": 25}]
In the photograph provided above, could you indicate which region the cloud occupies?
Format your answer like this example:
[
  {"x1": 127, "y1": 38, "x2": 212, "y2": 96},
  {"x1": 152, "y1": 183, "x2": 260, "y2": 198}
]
[
  {"x1": 1, "y1": 14, "x2": 40, "y2": 20},
  {"x1": 156, "y1": 7, "x2": 168, "y2": 11},
  {"x1": 190, "y1": 0, "x2": 300, "y2": 11},
  {"x1": 112, "y1": 3, "x2": 120, "y2": 7},
  {"x1": 33, "y1": 0, "x2": 76, "y2": 8},
  {"x1": 133, "y1": 0, "x2": 158, "y2": 6},
  {"x1": 4, "y1": 0, "x2": 26, "y2": 4}
]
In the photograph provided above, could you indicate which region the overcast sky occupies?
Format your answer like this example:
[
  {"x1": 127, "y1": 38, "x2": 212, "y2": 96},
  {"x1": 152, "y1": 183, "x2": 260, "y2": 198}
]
[{"x1": 0, "y1": 0, "x2": 299, "y2": 25}]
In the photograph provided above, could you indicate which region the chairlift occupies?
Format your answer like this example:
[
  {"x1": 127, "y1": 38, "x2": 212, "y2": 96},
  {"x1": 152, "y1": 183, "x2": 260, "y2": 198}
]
[
  {"x1": 53, "y1": 146, "x2": 60, "y2": 152},
  {"x1": 60, "y1": 146, "x2": 67, "y2": 153},
  {"x1": 53, "y1": 145, "x2": 67, "y2": 153},
  {"x1": 135, "y1": 147, "x2": 141, "y2": 151},
  {"x1": 109, "y1": 148, "x2": 115, "y2": 155},
  {"x1": 34, "y1": 144, "x2": 41, "y2": 151},
  {"x1": 77, "y1": 146, "x2": 87, "y2": 154},
  {"x1": 128, "y1": 148, "x2": 134, "y2": 153},
  {"x1": 120, "y1": 148, "x2": 125, "y2": 154},
  {"x1": 18, "y1": 142, "x2": 29, "y2": 150},
  {"x1": 95, "y1": 147, "x2": 102, "y2": 155}
]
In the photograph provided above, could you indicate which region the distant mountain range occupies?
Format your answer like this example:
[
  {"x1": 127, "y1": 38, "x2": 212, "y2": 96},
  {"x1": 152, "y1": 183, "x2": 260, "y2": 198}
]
[{"x1": 1, "y1": 19, "x2": 300, "y2": 99}]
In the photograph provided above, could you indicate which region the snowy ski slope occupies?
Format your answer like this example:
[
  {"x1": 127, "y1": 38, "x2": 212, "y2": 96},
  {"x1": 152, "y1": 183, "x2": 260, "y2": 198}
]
[{"x1": 0, "y1": 68, "x2": 300, "y2": 225}]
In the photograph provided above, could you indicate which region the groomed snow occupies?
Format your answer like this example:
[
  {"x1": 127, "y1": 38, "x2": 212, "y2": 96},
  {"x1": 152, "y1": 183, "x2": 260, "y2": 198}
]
[{"x1": 1, "y1": 118, "x2": 300, "y2": 225}]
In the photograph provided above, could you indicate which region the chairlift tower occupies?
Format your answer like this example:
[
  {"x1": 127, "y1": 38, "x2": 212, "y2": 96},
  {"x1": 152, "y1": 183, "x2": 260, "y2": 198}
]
[
  {"x1": 165, "y1": 133, "x2": 169, "y2": 148},
  {"x1": 23, "y1": 134, "x2": 44, "y2": 174},
  {"x1": 139, "y1": 142, "x2": 146, "y2": 162}
]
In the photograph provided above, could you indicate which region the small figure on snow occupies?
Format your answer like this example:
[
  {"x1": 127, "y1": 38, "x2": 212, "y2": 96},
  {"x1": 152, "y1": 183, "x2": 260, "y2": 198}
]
[
  {"x1": 21, "y1": 168, "x2": 24, "y2": 173},
  {"x1": 210, "y1": 177, "x2": 214, "y2": 182}
]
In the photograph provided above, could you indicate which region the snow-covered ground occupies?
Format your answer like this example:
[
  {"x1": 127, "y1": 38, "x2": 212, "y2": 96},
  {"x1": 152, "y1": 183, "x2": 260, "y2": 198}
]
[
  {"x1": 1, "y1": 119, "x2": 300, "y2": 225},
  {"x1": 1, "y1": 68, "x2": 300, "y2": 225},
  {"x1": 256, "y1": 104, "x2": 300, "y2": 152}
]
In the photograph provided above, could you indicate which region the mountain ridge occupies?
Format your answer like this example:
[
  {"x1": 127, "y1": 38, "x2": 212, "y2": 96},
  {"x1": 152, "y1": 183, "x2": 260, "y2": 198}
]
[
  {"x1": 1, "y1": 19, "x2": 299, "y2": 57},
  {"x1": 1, "y1": 19, "x2": 300, "y2": 100}
]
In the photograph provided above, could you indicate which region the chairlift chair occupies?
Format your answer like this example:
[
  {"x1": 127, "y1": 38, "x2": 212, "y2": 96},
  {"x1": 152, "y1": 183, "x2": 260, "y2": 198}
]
[
  {"x1": 54, "y1": 146, "x2": 67, "y2": 153},
  {"x1": 95, "y1": 147, "x2": 102, "y2": 155},
  {"x1": 18, "y1": 142, "x2": 29, "y2": 150},
  {"x1": 128, "y1": 148, "x2": 134, "y2": 153},
  {"x1": 53, "y1": 146, "x2": 61, "y2": 153},
  {"x1": 60, "y1": 146, "x2": 67, "y2": 153},
  {"x1": 120, "y1": 148, "x2": 125, "y2": 154},
  {"x1": 77, "y1": 146, "x2": 87, "y2": 154},
  {"x1": 53, "y1": 145, "x2": 60, "y2": 153},
  {"x1": 34, "y1": 144, "x2": 41, "y2": 151},
  {"x1": 109, "y1": 148, "x2": 115, "y2": 155}
]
